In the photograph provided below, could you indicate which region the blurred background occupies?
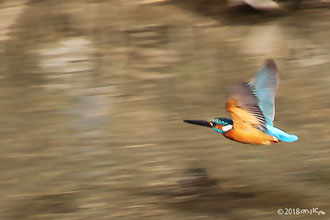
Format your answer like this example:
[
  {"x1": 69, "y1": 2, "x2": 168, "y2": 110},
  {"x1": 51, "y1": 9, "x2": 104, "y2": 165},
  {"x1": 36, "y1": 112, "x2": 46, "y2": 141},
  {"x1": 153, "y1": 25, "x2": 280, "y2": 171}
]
[{"x1": 0, "y1": 0, "x2": 329, "y2": 219}]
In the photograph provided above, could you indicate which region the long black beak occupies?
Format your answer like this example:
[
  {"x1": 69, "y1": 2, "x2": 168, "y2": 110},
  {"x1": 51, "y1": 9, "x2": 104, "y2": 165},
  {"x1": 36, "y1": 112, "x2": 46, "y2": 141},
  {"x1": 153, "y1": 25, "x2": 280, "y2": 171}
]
[{"x1": 183, "y1": 120, "x2": 212, "y2": 128}]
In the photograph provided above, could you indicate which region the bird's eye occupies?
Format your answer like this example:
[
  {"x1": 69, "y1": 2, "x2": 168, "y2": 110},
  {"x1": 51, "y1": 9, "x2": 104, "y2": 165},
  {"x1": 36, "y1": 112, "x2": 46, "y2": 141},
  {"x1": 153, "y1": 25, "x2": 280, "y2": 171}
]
[{"x1": 209, "y1": 122, "x2": 215, "y2": 127}]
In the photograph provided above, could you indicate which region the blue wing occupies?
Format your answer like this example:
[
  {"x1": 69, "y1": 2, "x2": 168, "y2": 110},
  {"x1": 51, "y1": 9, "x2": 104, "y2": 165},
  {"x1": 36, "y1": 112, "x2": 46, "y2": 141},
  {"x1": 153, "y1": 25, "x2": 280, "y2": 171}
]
[
  {"x1": 248, "y1": 60, "x2": 298, "y2": 142},
  {"x1": 266, "y1": 125, "x2": 298, "y2": 142},
  {"x1": 248, "y1": 59, "x2": 278, "y2": 126}
]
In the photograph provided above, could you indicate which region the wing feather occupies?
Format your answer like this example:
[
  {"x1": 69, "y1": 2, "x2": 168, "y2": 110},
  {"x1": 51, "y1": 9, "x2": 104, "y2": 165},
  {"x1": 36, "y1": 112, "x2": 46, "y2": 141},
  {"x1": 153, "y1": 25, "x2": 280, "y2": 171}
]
[
  {"x1": 226, "y1": 83, "x2": 267, "y2": 131},
  {"x1": 248, "y1": 59, "x2": 278, "y2": 125}
]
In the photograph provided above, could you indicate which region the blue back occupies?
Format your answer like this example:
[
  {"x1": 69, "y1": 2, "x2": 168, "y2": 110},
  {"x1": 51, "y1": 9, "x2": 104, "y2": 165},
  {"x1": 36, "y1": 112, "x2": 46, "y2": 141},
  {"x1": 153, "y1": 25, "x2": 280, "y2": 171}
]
[{"x1": 266, "y1": 125, "x2": 298, "y2": 142}]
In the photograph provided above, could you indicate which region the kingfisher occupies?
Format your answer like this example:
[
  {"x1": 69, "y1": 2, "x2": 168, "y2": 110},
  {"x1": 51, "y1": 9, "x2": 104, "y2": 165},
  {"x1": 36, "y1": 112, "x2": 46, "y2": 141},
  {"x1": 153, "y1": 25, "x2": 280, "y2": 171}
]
[{"x1": 183, "y1": 59, "x2": 298, "y2": 145}]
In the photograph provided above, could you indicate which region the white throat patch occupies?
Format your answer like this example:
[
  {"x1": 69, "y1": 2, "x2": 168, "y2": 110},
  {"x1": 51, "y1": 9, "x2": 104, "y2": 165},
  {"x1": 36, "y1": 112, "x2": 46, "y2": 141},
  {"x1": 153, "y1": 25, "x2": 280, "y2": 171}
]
[{"x1": 222, "y1": 125, "x2": 233, "y2": 132}]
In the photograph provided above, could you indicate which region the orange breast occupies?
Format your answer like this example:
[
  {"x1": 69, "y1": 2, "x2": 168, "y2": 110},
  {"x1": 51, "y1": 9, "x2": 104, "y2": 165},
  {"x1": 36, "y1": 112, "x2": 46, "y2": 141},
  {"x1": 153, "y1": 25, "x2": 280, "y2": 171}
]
[{"x1": 224, "y1": 127, "x2": 279, "y2": 145}]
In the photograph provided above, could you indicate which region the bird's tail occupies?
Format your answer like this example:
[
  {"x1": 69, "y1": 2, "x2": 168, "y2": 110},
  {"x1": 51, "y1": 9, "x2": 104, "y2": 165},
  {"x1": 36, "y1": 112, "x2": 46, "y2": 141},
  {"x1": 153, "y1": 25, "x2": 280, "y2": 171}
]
[{"x1": 266, "y1": 125, "x2": 298, "y2": 142}]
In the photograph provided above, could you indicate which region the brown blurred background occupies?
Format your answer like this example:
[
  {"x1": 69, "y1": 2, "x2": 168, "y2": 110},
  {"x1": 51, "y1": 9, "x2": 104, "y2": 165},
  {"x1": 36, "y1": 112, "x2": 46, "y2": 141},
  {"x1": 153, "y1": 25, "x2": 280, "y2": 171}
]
[{"x1": 0, "y1": 0, "x2": 329, "y2": 219}]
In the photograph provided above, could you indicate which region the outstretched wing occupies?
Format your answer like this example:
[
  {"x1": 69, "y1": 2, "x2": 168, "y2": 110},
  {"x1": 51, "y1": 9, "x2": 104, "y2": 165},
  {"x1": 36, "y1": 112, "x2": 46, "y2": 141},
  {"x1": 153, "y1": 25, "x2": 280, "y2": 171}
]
[
  {"x1": 226, "y1": 83, "x2": 267, "y2": 132},
  {"x1": 248, "y1": 59, "x2": 279, "y2": 126}
]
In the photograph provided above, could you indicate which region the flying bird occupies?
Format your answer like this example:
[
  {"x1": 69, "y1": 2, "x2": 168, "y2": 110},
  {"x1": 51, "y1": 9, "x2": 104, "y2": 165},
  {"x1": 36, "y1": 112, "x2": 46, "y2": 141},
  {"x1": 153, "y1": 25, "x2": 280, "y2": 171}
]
[{"x1": 183, "y1": 59, "x2": 298, "y2": 145}]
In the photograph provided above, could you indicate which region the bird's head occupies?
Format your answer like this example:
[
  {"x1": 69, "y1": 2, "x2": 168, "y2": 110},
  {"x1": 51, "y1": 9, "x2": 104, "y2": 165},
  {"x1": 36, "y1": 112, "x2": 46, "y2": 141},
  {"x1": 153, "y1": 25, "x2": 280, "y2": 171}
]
[{"x1": 183, "y1": 118, "x2": 233, "y2": 134}]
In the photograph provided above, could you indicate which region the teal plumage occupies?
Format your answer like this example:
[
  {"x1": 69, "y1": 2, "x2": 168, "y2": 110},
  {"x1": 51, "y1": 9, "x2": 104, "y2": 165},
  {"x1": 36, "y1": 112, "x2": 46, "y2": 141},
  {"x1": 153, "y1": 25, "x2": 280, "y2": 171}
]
[
  {"x1": 209, "y1": 118, "x2": 233, "y2": 134},
  {"x1": 209, "y1": 118, "x2": 233, "y2": 126}
]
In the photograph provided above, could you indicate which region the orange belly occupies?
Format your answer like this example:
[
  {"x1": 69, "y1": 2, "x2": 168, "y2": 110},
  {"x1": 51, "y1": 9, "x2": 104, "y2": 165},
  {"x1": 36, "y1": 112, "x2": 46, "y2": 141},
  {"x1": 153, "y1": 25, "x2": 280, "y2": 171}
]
[{"x1": 224, "y1": 128, "x2": 279, "y2": 145}]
